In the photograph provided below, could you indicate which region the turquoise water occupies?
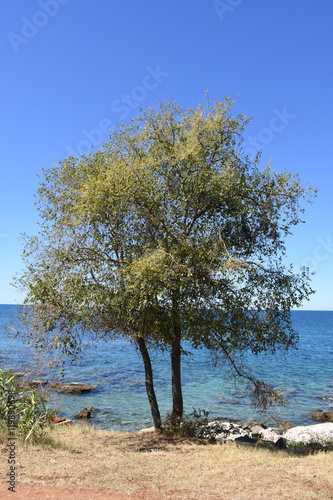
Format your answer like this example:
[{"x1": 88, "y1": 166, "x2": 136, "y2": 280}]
[{"x1": 1, "y1": 305, "x2": 332, "y2": 430}]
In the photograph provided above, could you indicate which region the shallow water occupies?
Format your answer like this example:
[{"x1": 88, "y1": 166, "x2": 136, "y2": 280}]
[{"x1": 1, "y1": 305, "x2": 332, "y2": 430}]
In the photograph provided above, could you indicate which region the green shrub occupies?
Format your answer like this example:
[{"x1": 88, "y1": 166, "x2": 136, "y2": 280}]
[{"x1": 0, "y1": 369, "x2": 55, "y2": 442}]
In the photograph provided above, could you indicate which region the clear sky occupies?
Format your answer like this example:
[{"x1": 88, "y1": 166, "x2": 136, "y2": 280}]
[{"x1": 1, "y1": 0, "x2": 332, "y2": 308}]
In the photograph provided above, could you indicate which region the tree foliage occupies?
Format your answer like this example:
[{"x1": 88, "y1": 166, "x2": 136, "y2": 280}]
[{"x1": 15, "y1": 95, "x2": 315, "y2": 428}]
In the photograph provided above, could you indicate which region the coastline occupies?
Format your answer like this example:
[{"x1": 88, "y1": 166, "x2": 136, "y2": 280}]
[{"x1": 2, "y1": 306, "x2": 333, "y2": 432}]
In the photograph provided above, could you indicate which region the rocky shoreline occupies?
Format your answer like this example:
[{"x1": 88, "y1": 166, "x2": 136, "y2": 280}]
[
  {"x1": 136, "y1": 420, "x2": 333, "y2": 453},
  {"x1": 16, "y1": 375, "x2": 333, "y2": 450},
  {"x1": 195, "y1": 420, "x2": 333, "y2": 451},
  {"x1": 138, "y1": 419, "x2": 332, "y2": 453}
]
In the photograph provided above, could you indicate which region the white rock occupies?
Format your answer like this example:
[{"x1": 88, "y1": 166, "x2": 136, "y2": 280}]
[
  {"x1": 208, "y1": 421, "x2": 233, "y2": 431},
  {"x1": 260, "y1": 428, "x2": 283, "y2": 443},
  {"x1": 137, "y1": 426, "x2": 155, "y2": 433},
  {"x1": 283, "y1": 423, "x2": 333, "y2": 444},
  {"x1": 225, "y1": 428, "x2": 248, "y2": 441},
  {"x1": 250, "y1": 425, "x2": 266, "y2": 435}
]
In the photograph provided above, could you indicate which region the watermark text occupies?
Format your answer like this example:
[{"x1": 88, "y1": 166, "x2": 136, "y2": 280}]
[
  {"x1": 65, "y1": 64, "x2": 170, "y2": 157},
  {"x1": 6, "y1": 390, "x2": 17, "y2": 492},
  {"x1": 7, "y1": 0, "x2": 72, "y2": 54},
  {"x1": 243, "y1": 106, "x2": 296, "y2": 159},
  {"x1": 302, "y1": 236, "x2": 333, "y2": 272},
  {"x1": 213, "y1": 0, "x2": 244, "y2": 22}
]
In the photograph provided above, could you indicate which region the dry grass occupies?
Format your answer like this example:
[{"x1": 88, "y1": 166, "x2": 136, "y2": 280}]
[{"x1": 1, "y1": 423, "x2": 333, "y2": 499}]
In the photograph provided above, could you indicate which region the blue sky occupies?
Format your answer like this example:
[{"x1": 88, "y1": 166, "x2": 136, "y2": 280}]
[{"x1": 1, "y1": 0, "x2": 332, "y2": 308}]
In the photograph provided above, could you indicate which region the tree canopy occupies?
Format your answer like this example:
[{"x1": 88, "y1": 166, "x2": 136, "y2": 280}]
[{"x1": 15, "y1": 95, "x2": 315, "y2": 429}]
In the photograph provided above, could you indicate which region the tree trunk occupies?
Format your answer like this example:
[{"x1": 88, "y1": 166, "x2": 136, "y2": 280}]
[
  {"x1": 171, "y1": 335, "x2": 183, "y2": 419},
  {"x1": 171, "y1": 292, "x2": 183, "y2": 420},
  {"x1": 136, "y1": 336, "x2": 162, "y2": 429}
]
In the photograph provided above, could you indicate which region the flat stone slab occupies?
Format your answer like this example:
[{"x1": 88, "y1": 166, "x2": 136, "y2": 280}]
[{"x1": 47, "y1": 382, "x2": 95, "y2": 394}]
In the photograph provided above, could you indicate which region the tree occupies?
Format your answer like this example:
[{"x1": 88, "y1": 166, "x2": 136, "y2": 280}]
[{"x1": 15, "y1": 95, "x2": 315, "y2": 428}]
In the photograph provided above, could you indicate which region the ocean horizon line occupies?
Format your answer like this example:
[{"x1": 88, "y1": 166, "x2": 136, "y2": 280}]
[{"x1": 1, "y1": 302, "x2": 332, "y2": 312}]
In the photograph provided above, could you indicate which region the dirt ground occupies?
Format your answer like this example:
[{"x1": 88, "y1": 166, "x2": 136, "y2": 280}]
[{"x1": 0, "y1": 483, "x2": 145, "y2": 500}]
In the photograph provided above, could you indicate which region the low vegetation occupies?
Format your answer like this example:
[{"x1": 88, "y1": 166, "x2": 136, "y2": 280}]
[
  {"x1": 161, "y1": 408, "x2": 211, "y2": 438},
  {"x1": 0, "y1": 369, "x2": 55, "y2": 442}
]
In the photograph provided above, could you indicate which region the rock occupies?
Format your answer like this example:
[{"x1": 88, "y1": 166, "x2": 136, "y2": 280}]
[
  {"x1": 53, "y1": 416, "x2": 67, "y2": 423},
  {"x1": 277, "y1": 421, "x2": 292, "y2": 432},
  {"x1": 224, "y1": 427, "x2": 249, "y2": 441},
  {"x1": 208, "y1": 421, "x2": 233, "y2": 432},
  {"x1": 206, "y1": 421, "x2": 252, "y2": 442},
  {"x1": 205, "y1": 421, "x2": 279, "y2": 444},
  {"x1": 138, "y1": 426, "x2": 156, "y2": 433},
  {"x1": 283, "y1": 423, "x2": 333, "y2": 445},
  {"x1": 241, "y1": 421, "x2": 267, "y2": 431},
  {"x1": 18, "y1": 380, "x2": 48, "y2": 389},
  {"x1": 234, "y1": 435, "x2": 255, "y2": 445},
  {"x1": 55, "y1": 419, "x2": 73, "y2": 426},
  {"x1": 75, "y1": 407, "x2": 94, "y2": 419},
  {"x1": 250, "y1": 424, "x2": 267, "y2": 436},
  {"x1": 322, "y1": 411, "x2": 333, "y2": 422},
  {"x1": 311, "y1": 410, "x2": 326, "y2": 421},
  {"x1": 311, "y1": 409, "x2": 333, "y2": 422},
  {"x1": 260, "y1": 428, "x2": 285, "y2": 444},
  {"x1": 47, "y1": 382, "x2": 95, "y2": 394},
  {"x1": 241, "y1": 425, "x2": 285, "y2": 448},
  {"x1": 52, "y1": 416, "x2": 72, "y2": 425}
]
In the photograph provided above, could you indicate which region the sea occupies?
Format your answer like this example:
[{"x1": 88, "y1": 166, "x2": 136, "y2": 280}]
[{"x1": 0, "y1": 304, "x2": 332, "y2": 431}]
